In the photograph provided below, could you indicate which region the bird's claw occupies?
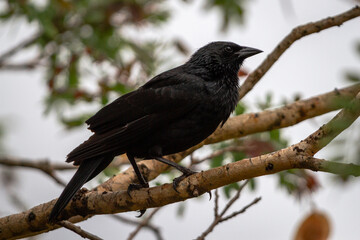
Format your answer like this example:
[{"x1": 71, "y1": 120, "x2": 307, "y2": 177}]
[
  {"x1": 207, "y1": 191, "x2": 212, "y2": 201},
  {"x1": 127, "y1": 182, "x2": 149, "y2": 197},
  {"x1": 172, "y1": 169, "x2": 196, "y2": 193},
  {"x1": 127, "y1": 183, "x2": 149, "y2": 218},
  {"x1": 136, "y1": 209, "x2": 147, "y2": 218}
]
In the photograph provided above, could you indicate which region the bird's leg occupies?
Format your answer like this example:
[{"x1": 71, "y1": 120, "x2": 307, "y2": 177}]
[
  {"x1": 153, "y1": 156, "x2": 196, "y2": 192},
  {"x1": 127, "y1": 153, "x2": 149, "y2": 217},
  {"x1": 153, "y1": 156, "x2": 212, "y2": 199},
  {"x1": 127, "y1": 153, "x2": 149, "y2": 191}
]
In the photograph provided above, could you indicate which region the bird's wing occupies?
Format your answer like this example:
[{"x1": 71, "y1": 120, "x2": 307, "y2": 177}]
[
  {"x1": 68, "y1": 71, "x2": 203, "y2": 164},
  {"x1": 86, "y1": 69, "x2": 198, "y2": 134}
]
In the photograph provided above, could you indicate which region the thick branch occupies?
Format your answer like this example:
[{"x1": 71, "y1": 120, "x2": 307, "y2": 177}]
[
  {"x1": 98, "y1": 83, "x2": 359, "y2": 192},
  {"x1": 238, "y1": 6, "x2": 360, "y2": 99}
]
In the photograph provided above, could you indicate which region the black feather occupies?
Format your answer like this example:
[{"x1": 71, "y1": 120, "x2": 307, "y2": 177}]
[{"x1": 48, "y1": 156, "x2": 112, "y2": 222}]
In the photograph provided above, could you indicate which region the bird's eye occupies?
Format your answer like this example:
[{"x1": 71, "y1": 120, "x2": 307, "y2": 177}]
[{"x1": 225, "y1": 46, "x2": 233, "y2": 53}]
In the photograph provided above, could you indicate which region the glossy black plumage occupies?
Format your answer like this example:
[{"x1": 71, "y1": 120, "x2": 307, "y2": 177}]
[{"x1": 49, "y1": 41, "x2": 262, "y2": 222}]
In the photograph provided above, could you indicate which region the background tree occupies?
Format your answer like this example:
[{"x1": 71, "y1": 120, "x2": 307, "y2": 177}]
[{"x1": 0, "y1": 0, "x2": 359, "y2": 239}]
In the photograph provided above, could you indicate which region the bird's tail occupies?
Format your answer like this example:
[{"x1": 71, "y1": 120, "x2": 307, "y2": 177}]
[{"x1": 48, "y1": 156, "x2": 112, "y2": 222}]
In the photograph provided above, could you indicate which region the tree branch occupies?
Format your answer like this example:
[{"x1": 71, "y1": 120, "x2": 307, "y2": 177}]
[
  {"x1": 0, "y1": 86, "x2": 358, "y2": 239},
  {"x1": 0, "y1": 61, "x2": 41, "y2": 70},
  {"x1": 0, "y1": 157, "x2": 75, "y2": 186},
  {"x1": 0, "y1": 33, "x2": 40, "y2": 64},
  {"x1": 127, "y1": 208, "x2": 163, "y2": 240},
  {"x1": 57, "y1": 220, "x2": 103, "y2": 240},
  {"x1": 111, "y1": 213, "x2": 163, "y2": 240},
  {"x1": 238, "y1": 5, "x2": 360, "y2": 99},
  {"x1": 0, "y1": 157, "x2": 75, "y2": 171},
  {"x1": 196, "y1": 180, "x2": 261, "y2": 240}
]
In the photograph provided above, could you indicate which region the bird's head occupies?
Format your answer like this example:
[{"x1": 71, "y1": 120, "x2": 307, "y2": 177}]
[{"x1": 187, "y1": 41, "x2": 262, "y2": 78}]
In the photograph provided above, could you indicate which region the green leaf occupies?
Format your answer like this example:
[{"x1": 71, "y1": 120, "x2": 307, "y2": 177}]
[
  {"x1": 68, "y1": 57, "x2": 79, "y2": 88},
  {"x1": 248, "y1": 178, "x2": 256, "y2": 191},
  {"x1": 61, "y1": 114, "x2": 91, "y2": 129},
  {"x1": 110, "y1": 83, "x2": 133, "y2": 94},
  {"x1": 103, "y1": 167, "x2": 120, "y2": 178},
  {"x1": 101, "y1": 94, "x2": 109, "y2": 105},
  {"x1": 232, "y1": 151, "x2": 246, "y2": 162},
  {"x1": 269, "y1": 129, "x2": 280, "y2": 142},
  {"x1": 235, "y1": 102, "x2": 246, "y2": 115},
  {"x1": 223, "y1": 182, "x2": 240, "y2": 198},
  {"x1": 345, "y1": 72, "x2": 360, "y2": 83},
  {"x1": 210, "y1": 154, "x2": 224, "y2": 168}
]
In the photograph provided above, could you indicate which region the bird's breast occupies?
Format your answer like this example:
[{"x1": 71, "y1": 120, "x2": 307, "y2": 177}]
[{"x1": 206, "y1": 80, "x2": 239, "y2": 123}]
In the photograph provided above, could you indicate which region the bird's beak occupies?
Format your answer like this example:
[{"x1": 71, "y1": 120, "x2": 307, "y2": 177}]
[{"x1": 236, "y1": 46, "x2": 263, "y2": 59}]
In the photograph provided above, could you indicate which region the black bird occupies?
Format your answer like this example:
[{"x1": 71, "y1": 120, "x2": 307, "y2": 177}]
[{"x1": 48, "y1": 41, "x2": 262, "y2": 222}]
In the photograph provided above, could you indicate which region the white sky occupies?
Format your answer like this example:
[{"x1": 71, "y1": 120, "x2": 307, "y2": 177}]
[{"x1": 0, "y1": 0, "x2": 360, "y2": 239}]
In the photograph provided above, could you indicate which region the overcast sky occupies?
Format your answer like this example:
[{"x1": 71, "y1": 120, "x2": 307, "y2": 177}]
[{"x1": 0, "y1": 0, "x2": 360, "y2": 239}]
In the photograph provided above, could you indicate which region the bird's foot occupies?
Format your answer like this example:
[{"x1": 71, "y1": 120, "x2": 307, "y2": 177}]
[
  {"x1": 172, "y1": 170, "x2": 211, "y2": 200},
  {"x1": 127, "y1": 182, "x2": 149, "y2": 197},
  {"x1": 127, "y1": 182, "x2": 149, "y2": 218},
  {"x1": 172, "y1": 169, "x2": 196, "y2": 193}
]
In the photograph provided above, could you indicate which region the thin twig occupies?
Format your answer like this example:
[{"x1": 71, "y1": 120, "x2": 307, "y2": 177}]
[
  {"x1": 238, "y1": 6, "x2": 360, "y2": 99},
  {"x1": 0, "y1": 33, "x2": 40, "y2": 64},
  {"x1": 127, "y1": 208, "x2": 163, "y2": 240},
  {"x1": 219, "y1": 180, "x2": 249, "y2": 216},
  {"x1": 58, "y1": 220, "x2": 103, "y2": 240},
  {"x1": 219, "y1": 197, "x2": 261, "y2": 223},
  {"x1": 111, "y1": 214, "x2": 163, "y2": 240},
  {"x1": 0, "y1": 157, "x2": 75, "y2": 186},
  {"x1": 214, "y1": 189, "x2": 219, "y2": 218},
  {"x1": 196, "y1": 180, "x2": 261, "y2": 240},
  {"x1": 1, "y1": 169, "x2": 29, "y2": 212},
  {"x1": 0, "y1": 61, "x2": 41, "y2": 70},
  {"x1": 0, "y1": 157, "x2": 75, "y2": 170}
]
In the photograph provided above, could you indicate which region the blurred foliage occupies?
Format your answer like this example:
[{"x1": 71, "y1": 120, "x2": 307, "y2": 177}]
[
  {"x1": 1, "y1": 0, "x2": 172, "y2": 128},
  {"x1": 327, "y1": 41, "x2": 360, "y2": 183},
  {"x1": 344, "y1": 42, "x2": 360, "y2": 84},
  {"x1": 204, "y1": 0, "x2": 246, "y2": 31},
  {"x1": 0, "y1": 0, "x2": 247, "y2": 129}
]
